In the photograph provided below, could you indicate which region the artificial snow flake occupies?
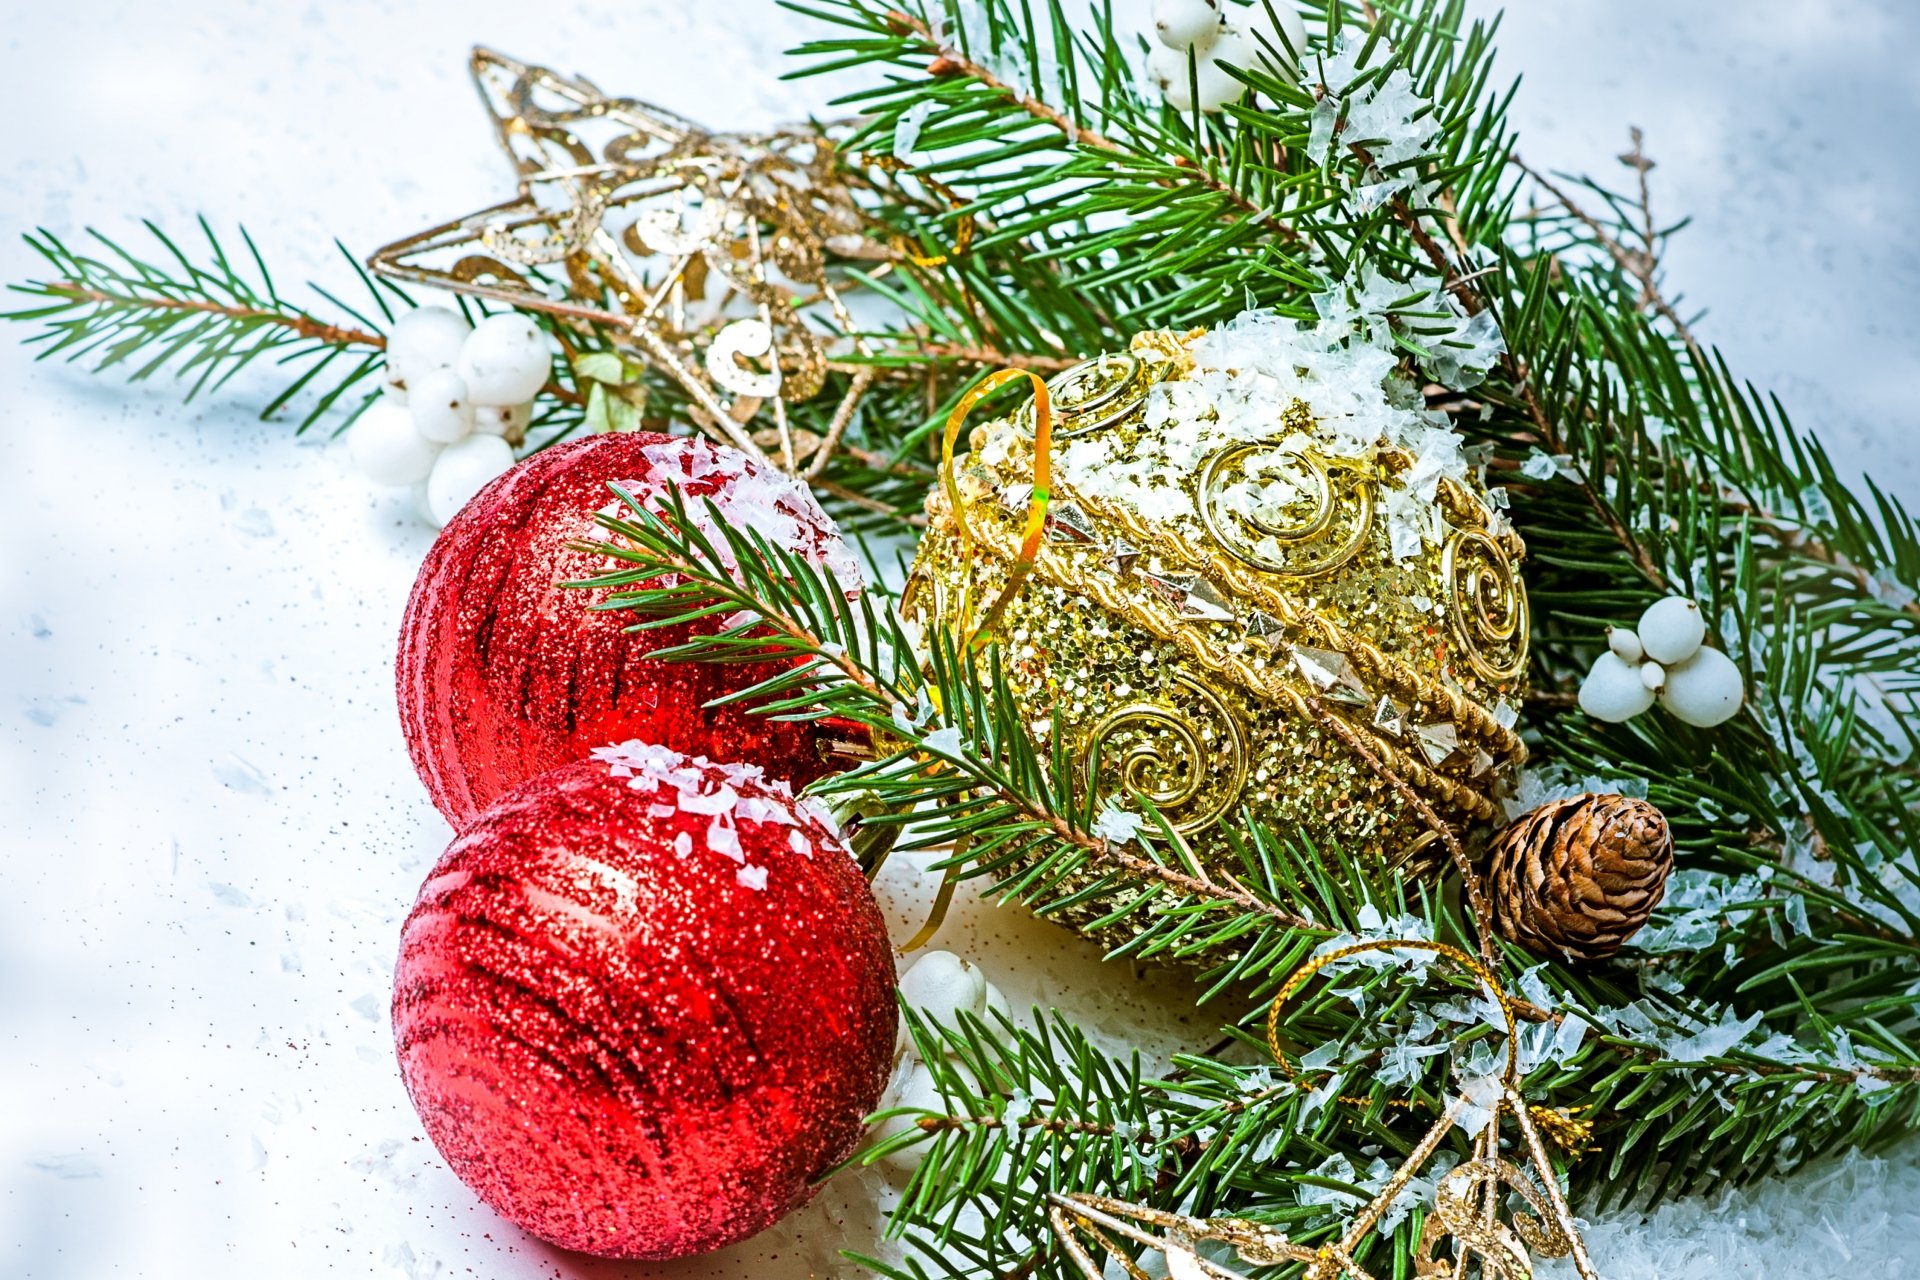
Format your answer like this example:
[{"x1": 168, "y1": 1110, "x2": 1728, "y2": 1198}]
[
  {"x1": 1091, "y1": 804, "x2": 1147, "y2": 846},
  {"x1": 737, "y1": 794, "x2": 797, "y2": 826},
  {"x1": 677, "y1": 784, "x2": 740, "y2": 815},
  {"x1": 1310, "y1": 903, "x2": 1437, "y2": 978},
  {"x1": 1660, "y1": 1008, "x2": 1763, "y2": 1063},
  {"x1": 1520, "y1": 447, "x2": 1579, "y2": 481},
  {"x1": 892, "y1": 688, "x2": 937, "y2": 735},
  {"x1": 1296, "y1": 1153, "x2": 1363, "y2": 1212},
  {"x1": 892, "y1": 100, "x2": 932, "y2": 162},
  {"x1": 592, "y1": 742, "x2": 831, "y2": 876},
  {"x1": 625, "y1": 437, "x2": 868, "y2": 592},
  {"x1": 707, "y1": 817, "x2": 744, "y2": 862},
  {"x1": 921, "y1": 726, "x2": 965, "y2": 758},
  {"x1": 1869, "y1": 564, "x2": 1918, "y2": 609},
  {"x1": 799, "y1": 796, "x2": 839, "y2": 834},
  {"x1": 1504, "y1": 764, "x2": 1647, "y2": 821},
  {"x1": 1377, "y1": 1036, "x2": 1449, "y2": 1087},
  {"x1": 1452, "y1": 1070, "x2": 1506, "y2": 1138},
  {"x1": 1298, "y1": 1073, "x2": 1345, "y2": 1121}
]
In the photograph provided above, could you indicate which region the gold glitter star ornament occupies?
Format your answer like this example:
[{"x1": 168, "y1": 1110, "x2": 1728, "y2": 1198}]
[
  {"x1": 370, "y1": 47, "x2": 889, "y2": 469},
  {"x1": 903, "y1": 318, "x2": 1531, "y2": 936}
]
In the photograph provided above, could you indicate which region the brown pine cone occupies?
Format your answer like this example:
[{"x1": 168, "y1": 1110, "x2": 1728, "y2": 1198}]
[{"x1": 1487, "y1": 794, "x2": 1674, "y2": 963}]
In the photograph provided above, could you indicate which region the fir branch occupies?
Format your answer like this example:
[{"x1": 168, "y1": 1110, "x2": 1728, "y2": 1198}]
[
  {"x1": 873, "y1": 6, "x2": 1309, "y2": 249},
  {"x1": 5, "y1": 219, "x2": 601, "y2": 435},
  {"x1": 5, "y1": 221, "x2": 395, "y2": 432},
  {"x1": 33, "y1": 277, "x2": 383, "y2": 350}
]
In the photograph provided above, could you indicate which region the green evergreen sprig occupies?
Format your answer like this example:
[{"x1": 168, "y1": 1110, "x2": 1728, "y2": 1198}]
[{"x1": 5, "y1": 220, "x2": 398, "y2": 433}]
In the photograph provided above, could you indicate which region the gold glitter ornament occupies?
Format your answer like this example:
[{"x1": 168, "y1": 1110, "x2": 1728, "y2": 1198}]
[{"x1": 903, "y1": 325, "x2": 1531, "y2": 934}]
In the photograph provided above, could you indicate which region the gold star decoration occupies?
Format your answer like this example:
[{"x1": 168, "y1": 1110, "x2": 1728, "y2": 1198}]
[{"x1": 368, "y1": 46, "x2": 893, "y2": 474}]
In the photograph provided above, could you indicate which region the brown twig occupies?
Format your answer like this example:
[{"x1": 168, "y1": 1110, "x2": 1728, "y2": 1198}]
[
  {"x1": 916, "y1": 1111, "x2": 1136, "y2": 1141},
  {"x1": 814, "y1": 477, "x2": 929, "y2": 527},
  {"x1": 1344, "y1": 144, "x2": 1486, "y2": 316},
  {"x1": 805, "y1": 367, "x2": 877, "y2": 481},
  {"x1": 1509, "y1": 144, "x2": 1701, "y2": 359},
  {"x1": 1723, "y1": 492, "x2": 1920, "y2": 624}
]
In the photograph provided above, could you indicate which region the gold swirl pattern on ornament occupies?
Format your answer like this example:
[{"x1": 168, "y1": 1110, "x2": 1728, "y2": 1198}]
[
  {"x1": 1415, "y1": 1156, "x2": 1574, "y2": 1280},
  {"x1": 939, "y1": 505, "x2": 1500, "y2": 823},
  {"x1": 1052, "y1": 486, "x2": 1525, "y2": 766},
  {"x1": 1442, "y1": 527, "x2": 1530, "y2": 683},
  {"x1": 1080, "y1": 674, "x2": 1248, "y2": 835},
  {"x1": 1433, "y1": 473, "x2": 1526, "y2": 560},
  {"x1": 1012, "y1": 351, "x2": 1169, "y2": 441},
  {"x1": 1196, "y1": 442, "x2": 1374, "y2": 578}
]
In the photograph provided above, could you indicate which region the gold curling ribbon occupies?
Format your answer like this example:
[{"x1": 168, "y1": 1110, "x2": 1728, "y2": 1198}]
[
  {"x1": 1267, "y1": 938, "x2": 1594, "y2": 1156},
  {"x1": 1268, "y1": 939, "x2": 1519, "y2": 1088},
  {"x1": 898, "y1": 837, "x2": 967, "y2": 954},
  {"x1": 940, "y1": 368, "x2": 1055, "y2": 650}
]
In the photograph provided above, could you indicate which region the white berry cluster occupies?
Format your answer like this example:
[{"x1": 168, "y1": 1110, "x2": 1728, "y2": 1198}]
[
  {"x1": 872, "y1": 950, "x2": 1011, "y2": 1172},
  {"x1": 1578, "y1": 597, "x2": 1745, "y2": 728},
  {"x1": 1147, "y1": 0, "x2": 1307, "y2": 112},
  {"x1": 349, "y1": 306, "x2": 552, "y2": 527}
]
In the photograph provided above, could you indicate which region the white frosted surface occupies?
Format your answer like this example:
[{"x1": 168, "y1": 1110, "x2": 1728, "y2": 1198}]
[{"x1": 2, "y1": 2, "x2": 1915, "y2": 1277}]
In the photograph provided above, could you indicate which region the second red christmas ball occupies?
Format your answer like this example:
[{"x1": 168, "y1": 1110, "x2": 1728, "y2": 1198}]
[
  {"x1": 396, "y1": 432, "x2": 861, "y2": 828},
  {"x1": 391, "y1": 743, "x2": 897, "y2": 1258}
]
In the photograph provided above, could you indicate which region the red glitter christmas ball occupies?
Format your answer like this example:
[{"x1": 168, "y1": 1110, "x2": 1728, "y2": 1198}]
[
  {"x1": 391, "y1": 743, "x2": 897, "y2": 1259},
  {"x1": 398, "y1": 431, "x2": 862, "y2": 829}
]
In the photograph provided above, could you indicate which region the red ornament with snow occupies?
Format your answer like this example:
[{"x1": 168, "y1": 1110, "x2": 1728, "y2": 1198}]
[
  {"x1": 397, "y1": 431, "x2": 862, "y2": 829},
  {"x1": 391, "y1": 743, "x2": 897, "y2": 1259}
]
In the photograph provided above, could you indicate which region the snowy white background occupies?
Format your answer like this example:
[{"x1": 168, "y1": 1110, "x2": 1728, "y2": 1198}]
[{"x1": 4, "y1": 2, "x2": 1919, "y2": 1277}]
